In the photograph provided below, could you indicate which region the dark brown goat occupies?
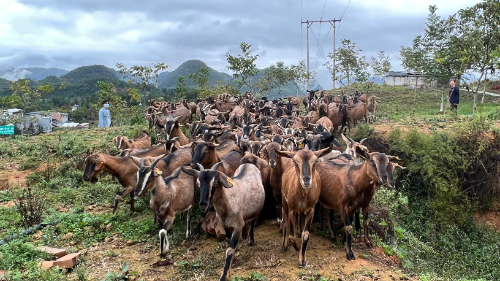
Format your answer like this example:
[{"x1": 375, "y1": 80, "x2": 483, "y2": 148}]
[{"x1": 190, "y1": 141, "x2": 242, "y2": 176}]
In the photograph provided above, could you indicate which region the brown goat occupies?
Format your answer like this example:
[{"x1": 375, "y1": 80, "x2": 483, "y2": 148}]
[
  {"x1": 113, "y1": 131, "x2": 151, "y2": 150},
  {"x1": 132, "y1": 158, "x2": 196, "y2": 257},
  {"x1": 345, "y1": 101, "x2": 367, "y2": 130},
  {"x1": 182, "y1": 162, "x2": 265, "y2": 281},
  {"x1": 83, "y1": 154, "x2": 138, "y2": 213},
  {"x1": 164, "y1": 116, "x2": 190, "y2": 145},
  {"x1": 316, "y1": 116, "x2": 333, "y2": 131},
  {"x1": 190, "y1": 141, "x2": 242, "y2": 176},
  {"x1": 316, "y1": 148, "x2": 394, "y2": 260},
  {"x1": 277, "y1": 145, "x2": 333, "y2": 266},
  {"x1": 367, "y1": 96, "x2": 378, "y2": 123},
  {"x1": 262, "y1": 142, "x2": 292, "y2": 230}
]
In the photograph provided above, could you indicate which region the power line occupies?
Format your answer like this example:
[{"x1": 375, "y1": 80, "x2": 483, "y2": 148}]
[{"x1": 340, "y1": 0, "x2": 352, "y2": 20}]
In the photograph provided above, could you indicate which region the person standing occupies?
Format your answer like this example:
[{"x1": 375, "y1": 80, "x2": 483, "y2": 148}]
[
  {"x1": 98, "y1": 100, "x2": 111, "y2": 128},
  {"x1": 448, "y1": 79, "x2": 459, "y2": 110}
]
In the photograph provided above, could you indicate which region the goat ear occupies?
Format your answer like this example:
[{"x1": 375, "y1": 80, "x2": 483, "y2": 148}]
[
  {"x1": 274, "y1": 148, "x2": 296, "y2": 159},
  {"x1": 258, "y1": 157, "x2": 269, "y2": 168},
  {"x1": 356, "y1": 146, "x2": 369, "y2": 159},
  {"x1": 218, "y1": 172, "x2": 233, "y2": 188},
  {"x1": 181, "y1": 166, "x2": 199, "y2": 178},
  {"x1": 96, "y1": 161, "x2": 104, "y2": 171},
  {"x1": 315, "y1": 144, "x2": 334, "y2": 158}
]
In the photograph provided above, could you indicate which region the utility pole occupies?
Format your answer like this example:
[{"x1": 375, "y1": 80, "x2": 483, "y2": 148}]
[{"x1": 301, "y1": 18, "x2": 341, "y2": 90}]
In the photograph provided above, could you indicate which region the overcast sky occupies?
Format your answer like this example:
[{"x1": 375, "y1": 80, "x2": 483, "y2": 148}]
[{"x1": 0, "y1": 0, "x2": 479, "y2": 87}]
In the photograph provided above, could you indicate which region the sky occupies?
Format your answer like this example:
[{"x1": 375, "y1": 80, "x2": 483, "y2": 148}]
[{"x1": 0, "y1": 0, "x2": 479, "y2": 87}]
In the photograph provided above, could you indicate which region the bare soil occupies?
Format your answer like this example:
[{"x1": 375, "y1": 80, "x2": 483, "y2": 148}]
[{"x1": 82, "y1": 221, "x2": 413, "y2": 281}]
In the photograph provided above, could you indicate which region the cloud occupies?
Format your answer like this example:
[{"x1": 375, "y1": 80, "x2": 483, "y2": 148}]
[{"x1": 1, "y1": 0, "x2": 479, "y2": 86}]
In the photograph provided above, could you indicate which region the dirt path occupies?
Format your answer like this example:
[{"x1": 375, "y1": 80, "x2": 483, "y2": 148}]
[{"x1": 83, "y1": 221, "x2": 413, "y2": 281}]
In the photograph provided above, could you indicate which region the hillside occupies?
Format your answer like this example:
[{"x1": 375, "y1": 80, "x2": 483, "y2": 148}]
[
  {"x1": 0, "y1": 78, "x2": 11, "y2": 95},
  {"x1": 158, "y1": 59, "x2": 323, "y2": 98},
  {"x1": 61, "y1": 65, "x2": 119, "y2": 84},
  {"x1": 158, "y1": 59, "x2": 233, "y2": 89}
]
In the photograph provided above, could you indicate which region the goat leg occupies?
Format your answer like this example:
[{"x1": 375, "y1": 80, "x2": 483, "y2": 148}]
[
  {"x1": 248, "y1": 218, "x2": 256, "y2": 246},
  {"x1": 186, "y1": 207, "x2": 192, "y2": 238},
  {"x1": 354, "y1": 210, "x2": 361, "y2": 232},
  {"x1": 343, "y1": 209, "x2": 356, "y2": 260},
  {"x1": 362, "y1": 207, "x2": 373, "y2": 248},
  {"x1": 220, "y1": 229, "x2": 240, "y2": 281},
  {"x1": 159, "y1": 216, "x2": 174, "y2": 258},
  {"x1": 326, "y1": 209, "x2": 337, "y2": 241},
  {"x1": 289, "y1": 211, "x2": 300, "y2": 252},
  {"x1": 282, "y1": 200, "x2": 290, "y2": 252},
  {"x1": 299, "y1": 209, "x2": 314, "y2": 267}
]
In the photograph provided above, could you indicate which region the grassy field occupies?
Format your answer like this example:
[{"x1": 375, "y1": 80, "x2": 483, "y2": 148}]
[{"x1": 0, "y1": 85, "x2": 499, "y2": 280}]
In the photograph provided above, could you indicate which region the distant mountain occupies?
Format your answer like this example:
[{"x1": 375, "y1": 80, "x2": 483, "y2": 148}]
[
  {"x1": 61, "y1": 65, "x2": 119, "y2": 84},
  {"x1": 158, "y1": 59, "x2": 323, "y2": 98},
  {"x1": 0, "y1": 67, "x2": 68, "y2": 81},
  {"x1": 0, "y1": 78, "x2": 11, "y2": 95},
  {"x1": 158, "y1": 60, "x2": 233, "y2": 89}
]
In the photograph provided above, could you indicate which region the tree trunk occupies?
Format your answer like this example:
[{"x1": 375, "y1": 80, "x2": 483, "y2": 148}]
[
  {"x1": 440, "y1": 89, "x2": 444, "y2": 113},
  {"x1": 481, "y1": 71, "x2": 487, "y2": 104},
  {"x1": 473, "y1": 72, "x2": 485, "y2": 115}
]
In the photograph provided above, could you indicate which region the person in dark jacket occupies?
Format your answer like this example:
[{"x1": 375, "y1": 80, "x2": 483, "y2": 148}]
[{"x1": 449, "y1": 79, "x2": 459, "y2": 110}]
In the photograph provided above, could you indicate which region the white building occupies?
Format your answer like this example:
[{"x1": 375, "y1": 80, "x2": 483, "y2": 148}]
[
  {"x1": 385, "y1": 71, "x2": 437, "y2": 87},
  {"x1": 23, "y1": 111, "x2": 52, "y2": 134}
]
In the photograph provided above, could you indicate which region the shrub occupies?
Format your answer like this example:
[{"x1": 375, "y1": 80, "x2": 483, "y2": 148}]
[{"x1": 15, "y1": 187, "x2": 45, "y2": 228}]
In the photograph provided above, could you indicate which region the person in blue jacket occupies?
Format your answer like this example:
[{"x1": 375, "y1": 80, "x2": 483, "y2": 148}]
[
  {"x1": 98, "y1": 100, "x2": 111, "y2": 128},
  {"x1": 448, "y1": 79, "x2": 459, "y2": 110}
]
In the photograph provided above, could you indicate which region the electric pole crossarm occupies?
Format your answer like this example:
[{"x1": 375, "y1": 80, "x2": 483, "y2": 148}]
[{"x1": 301, "y1": 19, "x2": 341, "y2": 90}]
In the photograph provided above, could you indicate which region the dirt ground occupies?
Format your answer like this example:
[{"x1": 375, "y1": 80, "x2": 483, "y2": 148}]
[{"x1": 83, "y1": 221, "x2": 413, "y2": 281}]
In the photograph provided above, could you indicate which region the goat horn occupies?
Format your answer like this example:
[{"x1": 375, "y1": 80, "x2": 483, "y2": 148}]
[
  {"x1": 211, "y1": 162, "x2": 222, "y2": 171},
  {"x1": 130, "y1": 156, "x2": 141, "y2": 167},
  {"x1": 197, "y1": 163, "x2": 205, "y2": 171},
  {"x1": 149, "y1": 154, "x2": 167, "y2": 169},
  {"x1": 360, "y1": 138, "x2": 367, "y2": 144},
  {"x1": 347, "y1": 136, "x2": 355, "y2": 144}
]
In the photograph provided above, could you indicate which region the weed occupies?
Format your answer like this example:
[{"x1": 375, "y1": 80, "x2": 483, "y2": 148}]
[{"x1": 15, "y1": 186, "x2": 45, "y2": 228}]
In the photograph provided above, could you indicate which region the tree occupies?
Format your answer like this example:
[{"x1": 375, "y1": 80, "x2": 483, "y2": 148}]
[
  {"x1": 189, "y1": 67, "x2": 211, "y2": 98},
  {"x1": 257, "y1": 62, "x2": 294, "y2": 97},
  {"x1": 400, "y1": 5, "x2": 468, "y2": 106},
  {"x1": 457, "y1": 0, "x2": 500, "y2": 113},
  {"x1": 226, "y1": 42, "x2": 260, "y2": 92},
  {"x1": 325, "y1": 39, "x2": 368, "y2": 86},
  {"x1": 116, "y1": 63, "x2": 169, "y2": 90},
  {"x1": 9, "y1": 79, "x2": 55, "y2": 111},
  {"x1": 290, "y1": 61, "x2": 316, "y2": 95},
  {"x1": 175, "y1": 75, "x2": 187, "y2": 101},
  {"x1": 371, "y1": 51, "x2": 392, "y2": 82}
]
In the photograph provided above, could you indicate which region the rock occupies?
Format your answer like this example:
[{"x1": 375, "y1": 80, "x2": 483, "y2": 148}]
[
  {"x1": 106, "y1": 223, "x2": 113, "y2": 231},
  {"x1": 70, "y1": 241, "x2": 77, "y2": 246},
  {"x1": 0, "y1": 270, "x2": 7, "y2": 280},
  {"x1": 32, "y1": 231, "x2": 42, "y2": 240},
  {"x1": 51, "y1": 253, "x2": 80, "y2": 269},
  {"x1": 100, "y1": 224, "x2": 105, "y2": 230},
  {"x1": 126, "y1": 240, "x2": 134, "y2": 246},
  {"x1": 62, "y1": 233, "x2": 73, "y2": 240},
  {"x1": 37, "y1": 246, "x2": 67, "y2": 258},
  {"x1": 104, "y1": 237, "x2": 111, "y2": 243}
]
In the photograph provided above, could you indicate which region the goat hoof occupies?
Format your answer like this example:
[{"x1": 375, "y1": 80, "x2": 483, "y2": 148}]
[
  {"x1": 346, "y1": 252, "x2": 356, "y2": 260},
  {"x1": 282, "y1": 245, "x2": 288, "y2": 252},
  {"x1": 249, "y1": 240, "x2": 255, "y2": 246},
  {"x1": 365, "y1": 241, "x2": 373, "y2": 248}
]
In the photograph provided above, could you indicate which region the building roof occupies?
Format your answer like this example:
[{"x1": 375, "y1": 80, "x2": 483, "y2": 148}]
[{"x1": 386, "y1": 71, "x2": 429, "y2": 77}]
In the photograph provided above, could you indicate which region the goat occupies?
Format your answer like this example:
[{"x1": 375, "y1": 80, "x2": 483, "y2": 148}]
[
  {"x1": 367, "y1": 96, "x2": 378, "y2": 123},
  {"x1": 276, "y1": 145, "x2": 333, "y2": 266},
  {"x1": 316, "y1": 147, "x2": 396, "y2": 260},
  {"x1": 316, "y1": 116, "x2": 333, "y2": 131},
  {"x1": 83, "y1": 154, "x2": 138, "y2": 214},
  {"x1": 345, "y1": 101, "x2": 367, "y2": 130},
  {"x1": 120, "y1": 139, "x2": 179, "y2": 158},
  {"x1": 113, "y1": 131, "x2": 151, "y2": 150},
  {"x1": 182, "y1": 162, "x2": 265, "y2": 281},
  {"x1": 164, "y1": 116, "x2": 190, "y2": 145},
  {"x1": 190, "y1": 141, "x2": 242, "y2": 176},
  {"x1": 131, "y1": 157, "x2": 195, "y2": 257}
]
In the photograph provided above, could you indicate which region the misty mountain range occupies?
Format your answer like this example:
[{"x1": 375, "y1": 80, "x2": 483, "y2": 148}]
[{"x1": 0, "y1": 60, "x2": 324, "y2": 98}]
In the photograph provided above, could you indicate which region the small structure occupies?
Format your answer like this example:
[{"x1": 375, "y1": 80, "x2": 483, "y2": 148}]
[
  {"x1": 23, "y1": 111, "x2": 52, "y2": 134},
  {"x1": 71, "y1": 104, "x2": 79, "y2": 112},
  {"x1": 385, "y1": 71, "x2": 437, "y2": 87},
  {"x1": 51, "y1": 112, "x2": 68, "y2": 125}
]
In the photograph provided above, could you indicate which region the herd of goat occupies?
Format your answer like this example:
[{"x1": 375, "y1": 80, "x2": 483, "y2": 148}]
[{"x1": 83, "y1": 90, "x2": 403, "y2": 281}]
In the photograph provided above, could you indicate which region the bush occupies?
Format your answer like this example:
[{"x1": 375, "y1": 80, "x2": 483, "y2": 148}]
[{"x1": 15, "y1": 187, "x2": 45, "y2": 228}]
